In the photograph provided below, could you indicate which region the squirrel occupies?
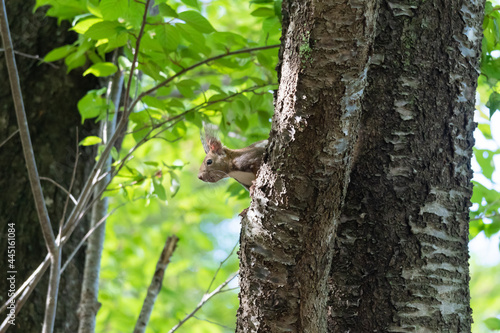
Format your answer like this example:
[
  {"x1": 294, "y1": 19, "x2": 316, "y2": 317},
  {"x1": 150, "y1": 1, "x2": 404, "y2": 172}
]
[{"x1": 198, "y1": 130, "x2": 267, "y2": 191}]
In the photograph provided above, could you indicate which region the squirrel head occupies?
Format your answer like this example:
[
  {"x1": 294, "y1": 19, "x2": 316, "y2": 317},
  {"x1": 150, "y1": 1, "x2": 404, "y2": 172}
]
[{"x1": 198, "y1": 132, "x2": 230, "y2": 183}]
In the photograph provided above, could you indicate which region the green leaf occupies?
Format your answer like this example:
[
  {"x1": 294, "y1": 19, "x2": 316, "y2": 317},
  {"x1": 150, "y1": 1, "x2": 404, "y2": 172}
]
[
  {"x1": 274, "y1": 0, "x2": 282, "y2": 19},
  {"x1": 177, "y1": 79, "x2": 200, "y2": 98},
  {"x1": 469, "y1": 217, "x2": 484, "y2": 240},
  {"x1": 142, "y1": 96, "x2": 166, "y2": 111},
  {"x1": 65, "y1": 51, "x2": 86, "y2": 73},
  {"x1": 486, "y1": 91, "x2": 500, "y2": 118},
  {"x1": 178, "y1": 11, "x2": 215, "y2": 33},
  {"x1": 169, "y1": 171, "x2": 180, "y2": 197},
  {"x1": 250, "y1": 7, "x2": 275, "y2": 17},
  {"x1": 153, "y1": 178, "x2": 167, "y2": 200},
  {"x1": 478, "y1": 123, "x2": 493, "y2": 139},
  {"x1": 181, "y1": 0, "x2": 199, "y2": 9},
  {"x1": 44, "y1": 45, "x2": 75, "y2": 62},
  {"x1": 474, "y1": 148, "x2": 497, "y2": 180},
  {"x1": 83, "y1": 62, "x2": 118, "y2": 77},
  {"x1": 110, "y1": 147, "x2": 119, "y2": 161},
  {"x1": 80, "y1": 136, "x2": 102, "y2": 146},
  {"x1": 85, "y1": 21, "x2": 123, "y2": 40},
  {"x1": 158, "y1": 3, "x2": 177, "y2": 17},
  {"x1": 100, "y1": 0, "x2": 128, "y2": 20},
  {"x1": 72, "y1": 18, "x2": 103, "y2": 34},
  {"x1": 77, "y1": 89, "x2": 108, "y2": 123},
  {"x1": 485, "y1": 1, "x2": 494, "y2": 15},
  {"x1": 157, "y1": 24, "x2": 181, "y2": 51},
  {"x1": 485, "y1": 219, "x2": 500, "y2": 237},
  {"x1": 485, "y1": 317, "x2": 500, "y2": 330},
  {"x1": 262, "y1": 16, "x2": 280, "y2": 33}
]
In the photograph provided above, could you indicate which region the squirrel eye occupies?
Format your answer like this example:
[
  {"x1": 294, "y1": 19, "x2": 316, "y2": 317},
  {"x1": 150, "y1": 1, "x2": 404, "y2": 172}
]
[{"x1": 206, "y1": 159, "x2": 213, "y2": 165}]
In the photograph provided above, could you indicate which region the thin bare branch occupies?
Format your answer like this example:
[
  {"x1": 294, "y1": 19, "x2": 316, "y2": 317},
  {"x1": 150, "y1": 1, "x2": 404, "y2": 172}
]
[
  {"x1": 206, "y1": 241, "x2": 239, "y2": 294},
  {"x1": 0, "y1": 0, "x2": 56, "y2": 255},
  {"x1": 0, "y1": 255, "x2": 50, "y2": 331},
  {"x1": 123, "y1": 0, "x2": 151, "y2": 116},
  {"x1": 128, "y1": 44, "x2": 280, "y2": 112},
  {"x1": 59, "y1": 128, "x2": 79, "y2": 234},
  {"x1": 0, "y1": 48, "x2": 58, "y2": 68},
  {"x1": 192, "y1": 315, "x2": 235, "y2": 331},
  {"x1": 134, "y1": 235, "x2": 179, "y2": 333},
  {"x1": 0, "y1": 2, "x2": 59, "y2": 331},
  {"x1": 0, "y1": 128, "x2": 19, "y2": 149},
  {"x1": 168, "y1": 272, "x2": 238, "y2": 333},
  {"x1": 40, "y1": 176, "x2": 78, "y2": 205},
  {"x1": 61, "y1": 196, "x2": 146, "y2": 273}
]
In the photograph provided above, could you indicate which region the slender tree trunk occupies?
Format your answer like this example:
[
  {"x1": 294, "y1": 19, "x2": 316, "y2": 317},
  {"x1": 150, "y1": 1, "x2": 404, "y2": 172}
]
[
  {"x1": 237, "y1": 0, "x2": 378, "y2": 331},
  {"x1": 0, "y1": 1, "x2": 97, "y2": 331},
  {"x1": 329, "y1": 0, "x2": 483, "y2": 331}
]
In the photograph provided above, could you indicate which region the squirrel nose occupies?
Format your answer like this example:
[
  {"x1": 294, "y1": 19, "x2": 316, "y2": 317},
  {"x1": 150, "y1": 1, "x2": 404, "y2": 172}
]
[{"x1": 198, "y1": 174, "x2": 202, "y2": 180}]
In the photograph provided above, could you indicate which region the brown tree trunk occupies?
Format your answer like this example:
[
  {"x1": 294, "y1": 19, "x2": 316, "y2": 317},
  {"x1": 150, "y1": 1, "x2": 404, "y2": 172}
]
[
  {"x1": 328, "y1": 0, "x2": 483, "y2": 331},
  {"x1": 237, "y1": 0, "x2": 378, "y2": 331},
  {"x1": 0, "y1": 1, "x2": 96, "y2": 331}
]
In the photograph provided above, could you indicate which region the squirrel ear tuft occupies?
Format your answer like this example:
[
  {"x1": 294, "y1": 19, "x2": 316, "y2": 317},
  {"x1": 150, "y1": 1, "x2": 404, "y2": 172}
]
[
  {"x1": 201, "y1": 122, "x2": 222, "y2": 154},
  {"x1": 208, "y1": 137, "x2": 223, "y2": 154}
]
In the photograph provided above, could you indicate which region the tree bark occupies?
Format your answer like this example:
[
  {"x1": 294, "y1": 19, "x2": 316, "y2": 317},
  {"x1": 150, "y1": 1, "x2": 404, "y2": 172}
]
[
  {"x1": 0, "y1": 1, "x2": 97, "y2": 331},
  {"x1": 329, "y1": 0, "x2": 483, "y2": 331},
  {"x1": 237, "y1": 0, "x2": 378, "y2": 332}
]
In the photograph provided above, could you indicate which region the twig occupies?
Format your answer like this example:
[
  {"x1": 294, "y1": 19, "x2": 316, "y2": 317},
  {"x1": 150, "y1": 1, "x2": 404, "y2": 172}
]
[
  {"x1": 59, "y1": 128, "x2": 79, "y2": 234},
  {"x1": 0, "y1": 1, "x2": 59, "y2": 332},
  {"x1": 205, "y1": 241, "x2": 239, "y2": 294},
  {"x1": 128, "y1": 44, "x2": 280, "y2": 113},
  {"x1": 61, "y1": 196, "x2": 146, "y2": 273},
  {"x1": 192, "y1": 315, "x2": 235, "y2": 331},
  {"x1": 0, "y1": 255, "x2": 50, "y2": 332},
  {"x1": 133, "y1": 235, "x2": 179, "y2": 333},
  {"x1": 40, "y1": 176, "x2": 78, "y2": 205},
  {"x1": 123, "y1": 0, "x2": 151, "y2": 116},
  {"x1": 0, "y1": 48, "x2": 59, "y2": 68},
  {"x1": 0, "y1": 128, "x2": 19, "y2": 148},
  {"x1": 168, "y1": 272, "x2": 238, "y2": 333}
]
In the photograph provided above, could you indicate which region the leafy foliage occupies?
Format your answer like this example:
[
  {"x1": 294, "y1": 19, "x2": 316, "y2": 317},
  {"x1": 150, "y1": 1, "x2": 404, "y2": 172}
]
[
  {"x1": 471, "y1": 2, "x2": 500, "y2": 331},
  {"x1": 472, "y1": 1, "x2": 500, "y2": 244},
  {"x1": 35, "y1": 0, "x2": 281, "y2": 331}
]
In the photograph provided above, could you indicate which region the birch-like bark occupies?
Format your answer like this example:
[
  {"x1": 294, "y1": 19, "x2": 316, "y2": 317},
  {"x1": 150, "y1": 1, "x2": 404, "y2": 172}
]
[
  {"x1": 329, "y1": 0, "x2": 484, "y2": 331},
  {"x1": 237, "y1": 0, "x2": 378, "y2": 331},
  {"x1": 78, "y1": 69, "x2": 122, "y2": 333}
]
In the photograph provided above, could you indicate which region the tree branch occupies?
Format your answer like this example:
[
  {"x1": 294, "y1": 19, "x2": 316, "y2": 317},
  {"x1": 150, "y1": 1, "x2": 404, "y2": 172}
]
[
  {"x1": 123, "y1": 0, "x2": 151, "y2": 116},
  {"x1": 128, "y1": 44, "x2": 280, "y2": 112},
  {"x1": 0, "y1": 2, "x2": 59, "y2": 332},
  {"x1": 168, "y1": 273, "x2": 238, "y2": 333},
  {"x1": 0, "y1": 47, "x2": 59, "y2": 68},
  {"x1": 78, "y1": 56, "x2": 123, "y2": 332},
  {"x1": 0, "y1": 0, "x2": 56, "y2": 255},
  {"x1": 0, "y1": 128, "x2": 19, "y2": 149},
  {"x1": 40, "y1": 176, "x2": 78, "y2": 205},
  {"x1": 133, "y1": 235, "x2": 179, "y2": 333}
]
